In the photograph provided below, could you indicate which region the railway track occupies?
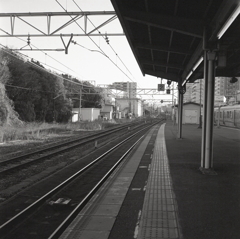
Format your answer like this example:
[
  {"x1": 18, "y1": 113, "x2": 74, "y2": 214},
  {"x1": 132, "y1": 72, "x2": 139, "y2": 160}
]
[
  {"x1": 0, "y1": 121, "x2": 146, "y2": 175},
  {"x1": 0, "y1": 120, "x2": 163, "y2": 239}
]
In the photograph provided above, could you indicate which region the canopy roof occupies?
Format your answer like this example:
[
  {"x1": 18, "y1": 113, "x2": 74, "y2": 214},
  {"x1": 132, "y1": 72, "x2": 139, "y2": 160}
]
[{"x1": 111, "y1": 0, "x2": 240, "y2": 83}]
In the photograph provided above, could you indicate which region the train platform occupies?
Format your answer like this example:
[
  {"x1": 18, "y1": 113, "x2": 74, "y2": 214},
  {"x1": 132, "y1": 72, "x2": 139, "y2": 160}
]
[{"x1": 59, "y1": 121, "x2": 240, "y2": 239}]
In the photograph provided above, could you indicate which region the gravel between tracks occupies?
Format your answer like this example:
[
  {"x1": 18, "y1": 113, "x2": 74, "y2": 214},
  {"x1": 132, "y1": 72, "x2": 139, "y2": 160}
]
[
  {"x1": 0, "y1": 130, "x2": 95, "y2": 161},
  {"x1": 0, "y1": 128, "x2": 125, "y2": 202}
]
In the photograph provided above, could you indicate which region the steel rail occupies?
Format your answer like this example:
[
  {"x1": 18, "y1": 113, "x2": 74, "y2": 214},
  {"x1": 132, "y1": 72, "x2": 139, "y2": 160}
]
[
  {"x1": 49, "y1": 133, "x2": 145, "y2": 239},
  {"x1": 0, "y1": 121, "x2": 161, "y2": 236},
  {"x1": 0, "y1": 122, "x2": 140, "y2": 174}
]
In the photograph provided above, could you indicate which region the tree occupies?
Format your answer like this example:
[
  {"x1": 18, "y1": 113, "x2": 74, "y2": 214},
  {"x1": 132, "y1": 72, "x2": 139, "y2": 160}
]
[
  {"x1": 0, "y1": 51, "x2": 21, "y2": 126},
  {"x1": 63, "y1": 75, "x2": 103, "y2": 109},
  {"x1": 4, "y1": 50, "x2": 73, "y2": 123},
  {"x1": 2, "y1": 49, "x2": 102, "y2": 123}
]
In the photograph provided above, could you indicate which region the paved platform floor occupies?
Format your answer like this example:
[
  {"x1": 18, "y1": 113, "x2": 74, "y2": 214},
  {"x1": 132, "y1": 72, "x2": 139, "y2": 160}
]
[
  {"x1": 60, "y1": 125, "x2": 159, "y2": 239},
  {"x1": 165, "y1": 122, "x2": 240, "y2": 239},
  {"x1": 137, "y1": 124, "x2": 181, "y2": 239},
  {"x1": 60, "y1": 121, "x2": 240, "y2": 239}
]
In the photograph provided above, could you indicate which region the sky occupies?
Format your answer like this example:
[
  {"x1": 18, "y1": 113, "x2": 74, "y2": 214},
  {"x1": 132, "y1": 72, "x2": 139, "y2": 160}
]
[{"x1": 0, "y1": 0, "x2": 175, "y2": 103}]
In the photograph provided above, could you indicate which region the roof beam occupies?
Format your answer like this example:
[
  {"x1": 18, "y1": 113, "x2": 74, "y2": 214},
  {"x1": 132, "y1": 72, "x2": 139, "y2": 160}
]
[
  {"x1": 144, "y1": 70, "x2": 179, "y2": 82},
  {"x1": 123, "y1": 9, "x2": 203, "y2": 38},
  {"x1": 0, "y1": 11, "x2": 116, "y2": 17},
  {"x1": 182, "y1": 0, "x2": 240, "y2": 81},
  {"x1": 135, "y1": 43, "x2": 192, "y2": 55},
  {"x1": 141, "y1": 59, "x2": 184, "y2": 70}
]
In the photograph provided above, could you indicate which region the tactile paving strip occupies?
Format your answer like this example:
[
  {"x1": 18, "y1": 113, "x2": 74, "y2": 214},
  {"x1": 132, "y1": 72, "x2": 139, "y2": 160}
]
[{"x1": 137, "y1": 123, "x2": 181, "y2": 239}]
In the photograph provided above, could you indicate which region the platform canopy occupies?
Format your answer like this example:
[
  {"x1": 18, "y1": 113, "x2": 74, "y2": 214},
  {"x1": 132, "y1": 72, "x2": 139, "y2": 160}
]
[{"x1": 111, "y1": 0, "x2": 240, "y2": 83}]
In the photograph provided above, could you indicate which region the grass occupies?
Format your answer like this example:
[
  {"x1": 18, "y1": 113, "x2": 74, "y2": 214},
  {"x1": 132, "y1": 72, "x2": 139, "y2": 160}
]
[
  {"x1": 0, "y1": 116, "x2": 151, "y2": 143},
  {"x1": 0, "y1": 118, "x2": 133, "y2": 143}
]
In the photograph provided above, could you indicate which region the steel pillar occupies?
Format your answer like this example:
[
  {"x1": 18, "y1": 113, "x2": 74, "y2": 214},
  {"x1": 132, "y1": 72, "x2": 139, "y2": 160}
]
[
  {"x1": 201, "y1": 50, "x2": 208, "y2": 168},
  {"x1": 201, "y1": 50, "x2": 216, "y2": 169},
  {"x1": 78, "y1": 86, "x2": 82, "y2": 122},
  {"x1": 177, "y1": 90, "x2": 183, "y2": 139}
]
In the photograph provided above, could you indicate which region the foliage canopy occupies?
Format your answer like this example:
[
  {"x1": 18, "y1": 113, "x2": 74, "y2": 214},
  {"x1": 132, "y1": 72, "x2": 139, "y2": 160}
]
[{"x1": 1, "y1": 49, "x2": 103, "y2": 123}]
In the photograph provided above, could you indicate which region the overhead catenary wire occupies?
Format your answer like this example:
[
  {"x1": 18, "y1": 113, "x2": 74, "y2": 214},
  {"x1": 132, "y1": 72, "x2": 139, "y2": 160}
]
[
  {"x1": 1, "y1": 45, "x2": 125, "y2": 100},
  {"x1": 72, "y1": 0, "x2": 137, "y2": 81},
  {"x1": 0, "y1": 29, "x2": 80, "y2": 77},
  {"x1": 5, "y1": 84, "x2": 53, "y2": 93},
  {"x1": 0, "y1": 45, "x2": 92, "y2": 88},
  {"x1": 0, "y1": 3, "x2": 146, "y2": 97},
  {"x1": 5, "y1": 84, "x2": 97, "y2": 98},
  {"x1": 55, "y1": 0, "x2": 136, "y2": 84},
  {"x1": 1, "y1": 3, "x2": 139, "y2": 88}
]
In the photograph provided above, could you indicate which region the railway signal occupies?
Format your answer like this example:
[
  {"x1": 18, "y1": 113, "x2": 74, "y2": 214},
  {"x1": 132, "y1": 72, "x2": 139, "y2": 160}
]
[
  {"x1": 230, "y1": 77, "x2": 238, "y2": 83},
  {"x1": 158, "y1": 84, "x2": 165, "y2": 91}
]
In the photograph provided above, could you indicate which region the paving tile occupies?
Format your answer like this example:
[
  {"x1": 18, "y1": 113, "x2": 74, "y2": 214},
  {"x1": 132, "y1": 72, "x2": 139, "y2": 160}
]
[{"x1": 138, "y1": 124, "x2": 181, "y2": 239}]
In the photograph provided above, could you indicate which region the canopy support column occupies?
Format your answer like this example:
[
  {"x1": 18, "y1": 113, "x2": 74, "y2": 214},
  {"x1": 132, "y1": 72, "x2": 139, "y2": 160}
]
[
  {"x1": 200, "y1": 49, "x2": 217, "y2": 172},
  {"x1": 201, "y1": 50, "x2": 208, "y2": 168},
  {"x1": 177, "y1": 89, "x2": 183, "y2": 139}
]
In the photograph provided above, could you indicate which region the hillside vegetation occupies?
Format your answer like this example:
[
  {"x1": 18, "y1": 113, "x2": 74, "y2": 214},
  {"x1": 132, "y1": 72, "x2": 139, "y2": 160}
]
[
  {"x1": 0, "y1": 49, "x2": 103, "y2": 124},
  {"x1": 0, "y1": 48, "x2": 106, "y2": 143}
]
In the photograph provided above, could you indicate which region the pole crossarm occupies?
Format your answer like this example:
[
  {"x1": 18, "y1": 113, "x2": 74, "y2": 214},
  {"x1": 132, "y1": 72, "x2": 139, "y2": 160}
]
[
  {"x1": 0, "y1": 11, "x2": 124, "y2": 37},
  {"x1": 97, "y1": 85, "x2": 178, "y2": 96},
  {"x1": 142, "y1": 99, "x2": 173, "y2": 102}
]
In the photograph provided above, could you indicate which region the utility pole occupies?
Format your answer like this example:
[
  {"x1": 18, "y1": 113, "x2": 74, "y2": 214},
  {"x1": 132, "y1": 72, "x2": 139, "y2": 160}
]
[{"x1": 79, "y1": 86, "x2": 82, "y2": 122}]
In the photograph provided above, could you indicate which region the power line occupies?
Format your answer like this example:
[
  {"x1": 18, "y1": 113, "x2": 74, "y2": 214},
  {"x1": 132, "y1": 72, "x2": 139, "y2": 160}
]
[
  {"x1": 71, "y1": 40, "x2": 108, "y2": 57},
  {"x1": 2, "y1": 4, "x2": 137, "y2": 86},
  {"x1": 0, "y1": 29, "x2": 87, "y2": 81},
  {"x1": 71, "y1": 39, "x2": 137, "y2": 83},
  {"x1": 55, "y1": 0, "x2": 136, "y2": 83},
  {"x1": 5, "y1": 84, "x2": 53, "y2": 93},
  {"x1": 0, "y1": 45, "x2": 92, "y2": 88},
  {"x1": 72, "y1": 0, "x2": 136, "y2": 81}
]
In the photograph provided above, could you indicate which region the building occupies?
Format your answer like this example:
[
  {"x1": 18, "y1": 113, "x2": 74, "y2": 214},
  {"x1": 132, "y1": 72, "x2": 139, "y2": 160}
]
[
  {"x1": 184, "y1": 77, "x2": 226, "y2": 106},
  {"x1": 111, "y1": 81, "x2": 143, "y2": 117},
  {"x1": 190, "y1": 79, "x2": 204, "y2": 104},
  {"x1": 72, "y1": 108, "x2": 100, "y2": 122},
  {"x1": 183, "y1": 83, "x2": 192, "y2": 103},
  {"x1": 214, "y1": 77, "x2": 225, "y2": 106},
  {"x1": 111, "y1": 81, "x2": 137, "y2": 98},
  {"x1": 225, "y1": 77, "x2": 240, "y2": 104},
  {"x1": 175, "y1": 102, "x2": 202, "y2": 124},
  {"x1": 115, "y1": 97, "x2": 143, "y2": 118},
  {"x1": 100, "y1": 104, "x2": 115, "y2": 120}
]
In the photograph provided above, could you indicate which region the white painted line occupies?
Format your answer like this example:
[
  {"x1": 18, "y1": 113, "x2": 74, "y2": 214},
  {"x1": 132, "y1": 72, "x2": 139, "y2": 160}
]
[
  {"x1": 148, "y1": 164, "x2": 151, "y2": 171},
  {"x1": 134, "y1": 210, "x2": 142, "y2": 238},
  {"x1": 143, "y1": 181, "x2": 147, "y2": 191}
]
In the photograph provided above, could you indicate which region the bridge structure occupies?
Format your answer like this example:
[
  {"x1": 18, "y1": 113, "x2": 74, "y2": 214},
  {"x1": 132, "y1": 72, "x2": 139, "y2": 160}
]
[
  {"x1": 0, "y1": 11, "x2": 123, "y2": 53},
  {"x1": 0, "y1": 11, "x2": 123, "y2": 37}
]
